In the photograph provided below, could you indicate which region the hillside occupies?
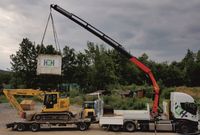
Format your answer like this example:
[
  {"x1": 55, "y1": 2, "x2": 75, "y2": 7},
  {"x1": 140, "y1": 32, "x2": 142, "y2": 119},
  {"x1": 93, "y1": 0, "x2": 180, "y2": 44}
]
[
  {"x1": 0, "y1": 70, "x2": 12, "y2": 86},
  {"x1": 176, "y1": 86, "x2": 200, "y2": 100},
  {"x1": 0, "y1": 70, "x2": 10, "y2": 74}
]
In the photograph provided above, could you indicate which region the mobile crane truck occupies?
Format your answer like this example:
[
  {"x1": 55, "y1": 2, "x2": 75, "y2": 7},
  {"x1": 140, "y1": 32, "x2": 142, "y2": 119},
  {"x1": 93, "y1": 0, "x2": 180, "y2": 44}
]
[{"x1": 50, "y1": 4, "x2": 199, "y2": 134}]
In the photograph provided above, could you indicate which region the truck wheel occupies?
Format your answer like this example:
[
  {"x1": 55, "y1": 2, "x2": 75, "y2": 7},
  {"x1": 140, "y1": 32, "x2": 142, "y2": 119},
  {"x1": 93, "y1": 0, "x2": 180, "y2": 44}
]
[
  {"x1": 86, "y1": 123, "x2": 91, "y2": 129},
  {"x1": 16, "y1": 123, "x2": 25, "y2": 131},
  {"x1": 140, "y1": 124, "x2": 148, "y2": 131},
  {"x1": 78, "y1": 122, "x2": 87, "y2": 131},
  {"x1": 124, "y1": 122, "x2": 136, "y2": 132},
  {"x1": 30, "y1": 123, "x2": 40, "y2": 132},
  {"x1": 110, "y1": 125, "x2": 121, "y2": 132},
  {"x1": 180, "y1": 124, "x2": 189, "y2": 134},
  {"x1": 101, "y1": 125, "x2": 109, "y2": 130}
]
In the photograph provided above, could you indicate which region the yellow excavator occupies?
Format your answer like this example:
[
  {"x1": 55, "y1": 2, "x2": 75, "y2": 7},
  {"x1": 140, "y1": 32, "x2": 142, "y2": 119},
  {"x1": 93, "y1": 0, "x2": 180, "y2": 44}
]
[
  {"x1": 3, "y1": 89, "x2": 97, "y2": 122},
  {"x1": 3, "y1": 89, "x2": 71, "y2": 121},
  {"x1": 3, "y1": 89, "x2": 95, "y2": 131}
]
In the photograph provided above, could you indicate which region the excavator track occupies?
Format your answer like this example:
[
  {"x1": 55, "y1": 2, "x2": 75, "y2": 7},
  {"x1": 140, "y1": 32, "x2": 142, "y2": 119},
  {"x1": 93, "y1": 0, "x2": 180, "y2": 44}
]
[{"x1": 33, "y1": 111, "x2": 74, "y2": 122}]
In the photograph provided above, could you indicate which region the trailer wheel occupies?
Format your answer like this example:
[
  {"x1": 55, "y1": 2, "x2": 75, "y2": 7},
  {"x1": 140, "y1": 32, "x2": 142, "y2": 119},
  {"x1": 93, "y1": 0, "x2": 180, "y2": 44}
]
[
  {"x1": 30, "y1": 123, "x2": 40, "y2": 132},
  {"x1": 124, "y1": 122, "x2": 136, "y2": 132},
  {"x1": 110, "y1": 125, "x2": 121, "y2": 132},
  {"x1": 12, "y1": 124, "x2": 17, "y2": 131},
  {"x1": 77, "y1": 122, "x2": 87, "y2": 131},
  {"x1": 16, "y1": 123, "x2": 25, "y2": 131},
  {"x1": 34, "y1": 115, "x2": 41, "y2": 120}
]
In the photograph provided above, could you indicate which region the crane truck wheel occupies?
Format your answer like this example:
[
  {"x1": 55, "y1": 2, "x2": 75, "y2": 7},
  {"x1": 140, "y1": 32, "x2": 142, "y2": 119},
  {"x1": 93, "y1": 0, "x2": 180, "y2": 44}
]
[
  {"x1": 16, "y1": 123, "x2": 26, "y2": 131},
  {"x1": 30, "y1": 123, "x2": 40, "y2": 132},
  {"x1": 180, "y1": 124, "x2": 189, "y2": 134},
  {"x1": 77, "y1": 122, "x2": 87, "y2": 131},
  {"x1": 110, "y1": 125, "x2": 121, "y2": 132},
  {"x1": 124, "y1": 122, "x2": 136, "y2": 132}
]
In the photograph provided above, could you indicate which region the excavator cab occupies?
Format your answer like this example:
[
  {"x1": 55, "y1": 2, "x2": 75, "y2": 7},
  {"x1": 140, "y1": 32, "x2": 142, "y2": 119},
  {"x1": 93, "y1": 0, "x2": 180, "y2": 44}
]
[
  {"x1": 41, "y1": 92, "x2": 70, "y2": 113},
  {"x1": 44, "y1": 94, "x2": 57, "y2": 108}
]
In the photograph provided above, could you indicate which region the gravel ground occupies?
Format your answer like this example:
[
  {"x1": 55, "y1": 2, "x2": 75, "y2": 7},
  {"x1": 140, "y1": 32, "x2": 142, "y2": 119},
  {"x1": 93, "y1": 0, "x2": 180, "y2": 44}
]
[
  {"x1": 0, "y1": 103, "x2": 179, "y2": 135},
  {"x1": 0, "y1": 103, "x2": 20, "y2": 128}
]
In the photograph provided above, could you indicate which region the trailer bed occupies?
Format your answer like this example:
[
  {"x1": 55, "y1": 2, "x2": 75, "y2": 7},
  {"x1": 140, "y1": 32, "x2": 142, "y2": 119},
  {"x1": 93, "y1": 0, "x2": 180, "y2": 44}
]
[{"x1": 6, "y1": 118, "x2": 91, "y2": 132}]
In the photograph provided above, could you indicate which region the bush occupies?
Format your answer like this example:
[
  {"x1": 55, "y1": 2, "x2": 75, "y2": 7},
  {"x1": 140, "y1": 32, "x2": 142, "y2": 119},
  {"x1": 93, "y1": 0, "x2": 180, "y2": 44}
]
[
  {"x1": 70, "y1": 96, "x2": 84, "y2": 105},
  {"x1": 0, "y1": 95, "x2": 8, "y2": 103},
  {"x1": 69, "y1": 89, "x2": 80, "y2": 98},
  {"x1": 160, "y1": 87, "x2": 175, "y2": 99},
  {"x1": 103, "y1": 95, "x2": 150, "y2": 110}
]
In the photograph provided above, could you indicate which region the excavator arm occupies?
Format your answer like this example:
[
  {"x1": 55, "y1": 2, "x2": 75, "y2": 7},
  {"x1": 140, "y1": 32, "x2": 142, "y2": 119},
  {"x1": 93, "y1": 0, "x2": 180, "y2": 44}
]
[
  {"x1": 3, "y1": 89, "x2": 44, "y2": 118},
  {"x1": 50, "y1": 4, "x2": 160, "y2": 117}
]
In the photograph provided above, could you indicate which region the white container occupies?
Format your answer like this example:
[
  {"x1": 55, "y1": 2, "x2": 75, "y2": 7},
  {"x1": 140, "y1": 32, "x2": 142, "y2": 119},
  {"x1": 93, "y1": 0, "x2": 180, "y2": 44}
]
[{"x1": 37, "y1": 54, "x2": 62, "y2": 75}]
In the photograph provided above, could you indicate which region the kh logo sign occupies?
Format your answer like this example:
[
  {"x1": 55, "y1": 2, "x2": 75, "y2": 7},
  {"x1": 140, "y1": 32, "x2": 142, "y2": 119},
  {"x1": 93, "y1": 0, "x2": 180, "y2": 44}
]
[
  {"x1": 43, "y1": 59, "x2": 55, "y2": 67},
  {"x1": 37, "y1": 54, "x2": 62, "y2": 75}
]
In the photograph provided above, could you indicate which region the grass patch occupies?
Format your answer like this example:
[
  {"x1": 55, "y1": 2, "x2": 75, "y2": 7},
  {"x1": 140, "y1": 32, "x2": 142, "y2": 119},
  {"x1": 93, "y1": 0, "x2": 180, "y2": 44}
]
[{"x1": 0, "y1": 95, "x2": 8, "y2": 103}]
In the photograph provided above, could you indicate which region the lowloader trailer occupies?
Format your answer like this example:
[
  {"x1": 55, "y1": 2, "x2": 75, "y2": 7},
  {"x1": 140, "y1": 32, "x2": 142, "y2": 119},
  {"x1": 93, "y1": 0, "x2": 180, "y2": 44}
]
[{"x1": 6, "y1": 117, "x2": 91, "y2": 132}]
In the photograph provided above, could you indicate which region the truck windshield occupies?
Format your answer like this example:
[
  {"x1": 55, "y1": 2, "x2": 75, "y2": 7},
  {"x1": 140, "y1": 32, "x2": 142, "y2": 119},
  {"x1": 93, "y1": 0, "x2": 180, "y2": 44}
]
[
  {"x1": 180, "y1": 102, "x2": 197, "y2": 115},
  {"x1": 84, "y1": 103, "x2": 94, "y2": 109}
]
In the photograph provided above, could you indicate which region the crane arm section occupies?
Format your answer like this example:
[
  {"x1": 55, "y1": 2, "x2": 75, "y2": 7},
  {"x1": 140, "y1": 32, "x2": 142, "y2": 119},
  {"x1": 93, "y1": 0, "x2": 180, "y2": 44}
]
[
  {"x1": 3, "y1": 89, "x2": 45, "y2": 115},
  {"x1": 50, "y1": 4, "x2": 160, "y2": 117}
]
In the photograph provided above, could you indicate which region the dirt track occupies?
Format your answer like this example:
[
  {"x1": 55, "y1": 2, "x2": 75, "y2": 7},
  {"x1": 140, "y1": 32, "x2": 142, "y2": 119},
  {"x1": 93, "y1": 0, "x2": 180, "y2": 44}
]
[{"x1": 0, "y1": 103, "x2": 178, "y2": 135}]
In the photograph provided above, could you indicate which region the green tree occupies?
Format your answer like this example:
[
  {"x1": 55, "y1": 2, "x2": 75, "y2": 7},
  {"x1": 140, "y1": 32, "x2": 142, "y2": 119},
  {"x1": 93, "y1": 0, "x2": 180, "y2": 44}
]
[
  {"x1": 0, "y1": 71, "x2": 12, "y2": 89},
  {"x1": 182, "y1": 49, "x2": 195, "y2": 86},
  {"x1": 74, "y1": 52, "x2": 91, "y2": 91},
  {"x1": 85, "y1": 42, "x2": 118, "y2": 91},
  {"x1": 10, "y1": 38, "x2": 60, "y2": 89},
  {"x1": 111, "y1": 50, "x2": 140, "y2": 85},
  {"x1": 62, "y1": 46, "x2": 77, "y2": 83},
  {"x1": 10, "y1": 38, "x2": 37, "y2": 88},
  {"x1": 196, "y1": 50, "x2": 200, "y2": 63}
]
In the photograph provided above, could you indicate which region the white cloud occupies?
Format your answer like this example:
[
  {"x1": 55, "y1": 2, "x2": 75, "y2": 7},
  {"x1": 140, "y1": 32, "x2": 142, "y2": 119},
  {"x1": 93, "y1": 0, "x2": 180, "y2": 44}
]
[{"x1": 0, "y1": 0, "x2": 200, "y2": 70}]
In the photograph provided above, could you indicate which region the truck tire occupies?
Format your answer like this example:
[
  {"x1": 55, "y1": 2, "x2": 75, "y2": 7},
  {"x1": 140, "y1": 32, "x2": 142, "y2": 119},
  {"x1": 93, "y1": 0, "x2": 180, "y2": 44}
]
[
  {"x1": 124, "y1": 122, "x2": 136, "y2": 132},
  {"x1": 110, "y1": 125, "x2": 121, "y2": 132},
  {"x1": 86, "y1": 122, "x2": 91, "y2": 129},
  {"x1": 180, "y1": 124, "x2": 189, "y2": 134},
  {"x1": 16, "y1": 123, "x2": 25, "y2": 131},
  {"x1": 30, "y1": 123, "x2": 40, "y2": 132},
  {"x1": 140, "y1": 122, "x2": 149, "y2": 131},
  {"x1": 12, "y1": 124, "x2": 17, "y2": 131},
  {"x1": 77, "y1": 122, "x2": 87, "y2": 131}
]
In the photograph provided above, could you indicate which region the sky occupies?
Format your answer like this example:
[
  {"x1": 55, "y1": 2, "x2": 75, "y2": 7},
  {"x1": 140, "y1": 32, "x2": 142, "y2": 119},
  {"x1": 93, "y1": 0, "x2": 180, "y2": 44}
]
[{"x1": 0, "y1": 0, "x2": 200, "y2": 70}]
